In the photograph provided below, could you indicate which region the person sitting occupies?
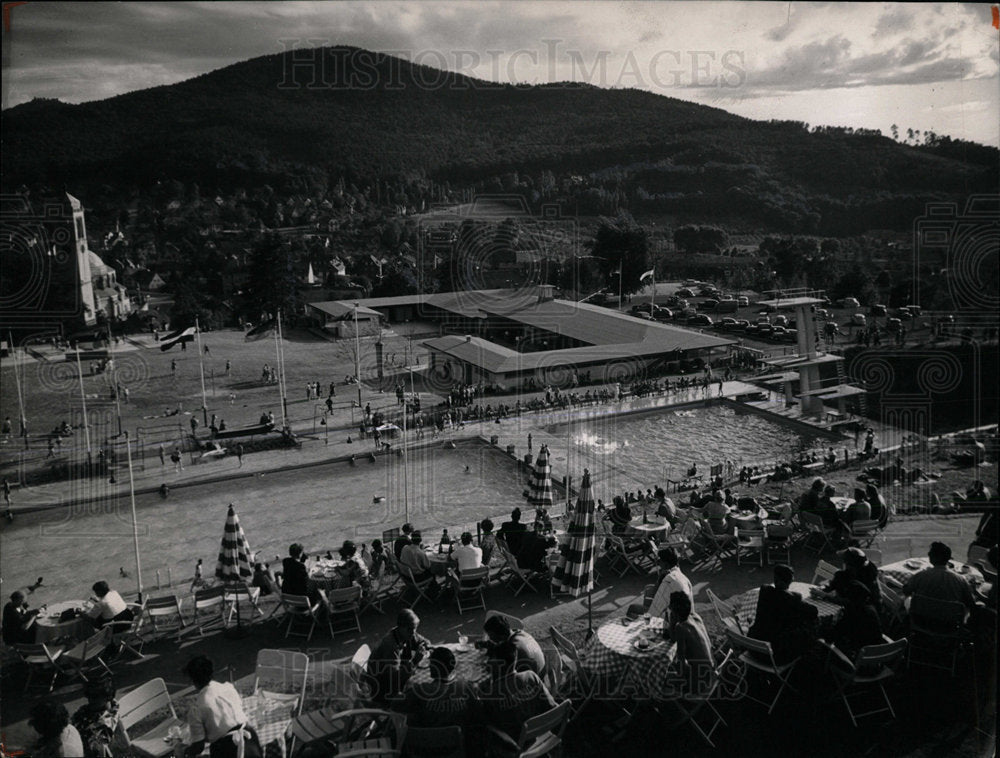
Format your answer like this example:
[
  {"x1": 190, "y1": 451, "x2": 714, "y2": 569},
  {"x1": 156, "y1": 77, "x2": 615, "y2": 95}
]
[
  {"x1": 498, "y1": 508, "x2": 528, "y2": 555},
  {"x1": 902, "y1": 541, "x2": 975, "y2": 612},
  {"x1": 251, "y1": 563, "x2": 278, "y2": 596},
  {"x1": 812, "y1": 547, "x2": 880, "y2": 608},
  {"x1": 479, "y1": 519, "x2": 498, "y2": 566},
  {"x1": 367, "y1": 539, "x2": 388, "y2": 579},
  {"x1": 515, "y1": 532, "x2": 557, "y2": 574},
  {"x1": 332, "y1": 540, "x2": 372, "y2": 593},
  {"x1": 369, "y1": 609, "x2": 431, "y2": 704},
  {"x1": 845, "y1": 489, "x2": 872, "y2": 524},
  {"x1": 607, "y1": 496, "x2": 633, "y2": 534},
  {"x1": 482, "y1": 614, "x2": 546, "y2": 675},
  {"x1": 452, "y1": 532, "x2": 483, "y2": 572},
  {"x1": 799, "y1": 478, "x2": 826, "y2": 514},
  {"x1": 393, "y1": 523, "x2": 414, "y2": 561},
  {"x1": 29, "y1": 699, "x2": 85, "y2": 758},
  {"x1": 647, "y1": 546, "x2": 693, "y2": 619},
  {"x1": 280, "y1": 544, "x2": 310, "y2": 597},
  {"x1": 400, "y1": 646, "x2": 479, "y2": 728},
  {"x1": 71, "y1": 676, "x2": 120, "y2": 758},
  {"x1": 866, "y1": 483, "x2": 889, "y2": 528},
  {"x1": 86, "y1": 581, "x2": 134, "y2": 632},
  {"x1": 827, "y1": 580, "x2": 883, "y2": 659},
  {"x1": 748, "y1": 565, "x2": 818, "y2": 664},
  {"x1": 814, "y1": 485, "x2": 848, "y2": 542},
  {"x1": 2, "y1": 590, "x2": 40, "y2": 645},
  {"x1": 478, "y1": 640, "x2": 557, "y2": 756},
  {"x1": 183, "y1": 655, "x2": 261, "y2": 758},
  {"x1": 662, "y1": 592, "x2": 715, "y2": 698},
  {"x1": 703, "y1": 493, "x2": 731, "y2": 535},
  {"x1": 399, "y1": 531, "x2": 436, "y2": 585}
]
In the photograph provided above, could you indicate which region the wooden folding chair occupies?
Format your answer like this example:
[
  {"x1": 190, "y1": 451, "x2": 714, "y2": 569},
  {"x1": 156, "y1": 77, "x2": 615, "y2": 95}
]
[
  {"x1": 811, "y1": 559, "x2": 839, "y2": 586},
  {"x1": 666, "y1": 648, "x2": 734, "y2": 747},
  {"x1": 59, "y1": 625, "x2": 114, "y2": 683},
  {"x1": 225, "y1": 584, "x2": 265, "y2": 624},
  {"x1": 549, "y1": 627, "x2": 597, "y2": 722},
  {"x1": 325, "y1": 586, "x2": 363, "y2": 635},
  {"x1": 287, "y1": 708, "x2": 407, "y2": 758},
  {"x1": 255, "y1": 648, "x2": 310, "y2": 715},
  {"x1": 14, "y1": 642, "x2": 65, "y2": 692},
  {"x1": 736, "y1": 528, "x2": 766, "y2": 567},
  {"x1": 485, "y1": 700, "x2": 570, "y2": 758},
  {"x1": 496, "y1": 541, "x2": 540, "y2": 596},
  {"x1": 398, "y1": 566, "x2": 437, "y2": 609},
  {"x1": 764, "y1": 523, "x2": 793, "y2": 565},
  {"x1": 706, "y1": 588, "x2": 743, "y2": 634},
  {"x1": 799, "y1": 512, "x2": 837, "y2": 555},
  {"x1": 849, "y1": 519, "x2": 882, "y2": 548},
  {"x1": 281, "y1": 593, "x2": 332, "y2": 641},
  {"x1": 118, "y1": 677, "x2": 184, "y2": 757},
  {"x1": 144, "y1": 595, "x2": 186, "y2": 640},
  {"x1": 449, "y1": 567, "x2": 489, "y2": 614},
  {"x1": 111, "y1": 601, "x2": 147, "y2": 660},
  {"x1": 724, "y1": 628, "x2": 800, "y2": 714},
  {"x1": 819, "y1": 638, "x2": 907, "y2": 726},
  {"x1": 189, "y1": 585, "x2": 227, "y2": 635},
  {"x1": 907, "y1": 595, "x2": 974, "y2": 676}
]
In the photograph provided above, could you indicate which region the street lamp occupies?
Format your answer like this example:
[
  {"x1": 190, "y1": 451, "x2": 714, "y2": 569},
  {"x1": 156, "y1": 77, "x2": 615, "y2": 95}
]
[{"x1": 354, "y1": 303, "x2": 363, "y2": 412}]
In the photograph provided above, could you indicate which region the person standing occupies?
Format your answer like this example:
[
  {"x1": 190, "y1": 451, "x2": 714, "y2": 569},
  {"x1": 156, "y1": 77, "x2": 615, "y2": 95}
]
[
  {"x1": 2, "y1": 477, "x2": 12, "y2": 520},
  {"x1": 225, "y1": 359, "x2": 231, "y2": 375},
  {"x1": 190, "y1": 559, "x2": 205, "y2": 594},
  {"x1": 158, "y1": 443, "x2": 166, "y2": 466},
  {"x1": 236, "y1": 443, "x2": 244, "y2": 468}
]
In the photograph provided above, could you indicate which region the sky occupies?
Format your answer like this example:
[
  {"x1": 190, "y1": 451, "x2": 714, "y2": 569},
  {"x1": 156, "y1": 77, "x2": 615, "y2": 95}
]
[{"x1": 2, "y1": 1, "x2": 998, "y2": 146}]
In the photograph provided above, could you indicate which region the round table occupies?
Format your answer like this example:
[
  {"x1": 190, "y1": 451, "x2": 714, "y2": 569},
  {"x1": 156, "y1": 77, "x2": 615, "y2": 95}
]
[
  {"x1": 626, "y1": 521, "x2": 670, "y2": 540},
  {"x1": 732, "y1": 582, "x2": 842, "y2": 630},
  {"x1": 880, "y1": 558, "x2": 983, "y2": 589},
  {"x1": 34, "y1": 600, "x2": 92, "y2": 644},
  {"x1": 308, "y1": 560, "x2": 345, "y2": 591},
  {"x1": 830, "y1": 496, "x2": 852, "y2": 511},
  {"x1": 582, "y1": 616, "x2": 673, "y2": 680},
  {"x1": 409, "y1": 643, "x2": 489, "y2": 685},
  {"x1": 730, "y1": 512, "x2": 762, "y2": 530},
  {"x1": 426, "y1": 552, "x2": 451, "y2": 576}
]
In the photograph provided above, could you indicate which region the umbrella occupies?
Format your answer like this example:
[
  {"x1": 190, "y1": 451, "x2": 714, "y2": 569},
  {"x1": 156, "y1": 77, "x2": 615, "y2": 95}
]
[
  {"x1": 216, "y1": 503, "x2": 253, "y2": 636},
  {"x1": 527, "y1": 445, "x2": 554, "y2": 509},
  {"x1": 552, "y1": 468, "x2": 598, "y2": 636}
]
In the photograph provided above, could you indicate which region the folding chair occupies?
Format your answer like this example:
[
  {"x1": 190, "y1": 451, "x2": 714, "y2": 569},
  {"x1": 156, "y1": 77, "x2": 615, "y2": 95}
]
[
  {"x1": 189, "y1": 585, "x2": 227, "y2": 635},
  {"x1": 144, "y1": 595, "x2": 186, "y2": 640},
  {"x1": 819, "y1": 638, "x2": 907, "y2": 726},
  {"x1": 449, "y1": 567, "x2": 489, "y2": 613},
  {"x1": 549, "y1": 626, "x2": 598, "y2": 722},
  {"x1": 876, "y1": 579, "x2": 905, "y2": 635},
  {"x1": 496, "y1": 541, "x2": 541, "y2": 596},
  {"x1": 14, "y1": 642, "x2": 65, "y2": 692},
  {"x1": 666, "y1": 648, "x2": 734, "y2": 747},
  {"x1": 849, "y1": 519, "x2": 881, "y2": 548},
  {"x1": 225, "y1": 584, "x2": 265, "y2": 624},
  {"x1": 485, "y1": 700, "x2": 571, "y2": 758},
  {"x1": 967, "y1": 544, "x2": 990, "y2": 568},
  {"x1": 59, "y1": 625, "x2": 114, "y2": 684},
  {"x1": 862, "y1": 548, "x2": 883, "y2": 566},
  {"x1": 542, "y1": 646, "x2": 564, "y2": 696},
  {"x1": 799, "y1": 512, "x2": 836, "y2": 555},
  {"x1": 118, "y1": 677, "x2": 184, "y2": 757},
  {"x1": 736, "y1": 528, "x2": 766, "y2": 567},
  {"x1": 398, "y1": 566, "x2": 437, "y2": 609},
  {"x1": 361, "y1": 569, "x2": 401, "y2": 616},
  {"x1": 693, "y1": 519, "x2": 737, "y2": 566},
  {"x1": 404, "y1": 726, "x2": 466, "y2": 758},
  {"x1": 724, "y1": 628, "x2": 800, "y2": 714},
  {"x1": 287, "y1": 708, "x2": 407, "y2": 758},
  {"x1": 255, "y1": 649, "x2": 310, "y2": 715},
  {"x1": 486, "y1": 610, "x2": 526, "y2": 631},
  {"x1": 764, "y1": 523, "x2": 792, "y2": 565},
  {"x1": 706, "y1": 588, "x2": 742, "y2": 634},
  {"x1": 112, "y1": 601, "x2": 147, "y2": 660},
  {"x1": 325, "y1": 586, "x2": 363, "y2": 635},
  {"x1": 907, "y1": 595, "x2": 974, "y2": 676},
  {"x1": 281, "y1": 593, "x2": 332, "y2": 641},
  {"x1": 811, "y1": 559, "x2": 839, "y2": 587}
]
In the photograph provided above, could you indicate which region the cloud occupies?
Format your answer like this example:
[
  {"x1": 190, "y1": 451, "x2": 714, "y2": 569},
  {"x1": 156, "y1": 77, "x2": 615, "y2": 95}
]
[{"x1": 873, "y1": 6, "x2": 914, "y2": 36}]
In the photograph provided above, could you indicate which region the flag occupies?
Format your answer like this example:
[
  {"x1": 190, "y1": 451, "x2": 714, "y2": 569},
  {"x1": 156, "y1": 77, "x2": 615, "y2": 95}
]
[
  {"x1": 640, "y1": 268, "x2": 655, "y2": 282},
  {"x1": 244, "y1": 320, "x2": 275, "y2": 342},
  {"x1": 158, "y1": 326, "x2": 196, "y2": 351}
]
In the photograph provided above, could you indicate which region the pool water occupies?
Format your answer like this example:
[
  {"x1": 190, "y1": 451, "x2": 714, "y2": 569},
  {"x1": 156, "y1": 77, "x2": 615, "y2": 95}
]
[
  {"x1": 548, "y1": 404, "x2": 833, "y2": 502},
  {"x1": 0, "y1": 442, "x2": 524, "y2": 605}
]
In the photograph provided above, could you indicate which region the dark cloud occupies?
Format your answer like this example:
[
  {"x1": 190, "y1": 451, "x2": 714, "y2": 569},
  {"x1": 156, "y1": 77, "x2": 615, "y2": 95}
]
[{"x1": 873, "y1": 6, "x2": 914, "y2": 37}]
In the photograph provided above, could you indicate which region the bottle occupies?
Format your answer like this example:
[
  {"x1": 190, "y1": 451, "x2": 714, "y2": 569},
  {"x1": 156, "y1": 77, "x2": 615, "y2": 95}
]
[{"x1": 439, "y1": 529, "x2": 450, "y2": 553}]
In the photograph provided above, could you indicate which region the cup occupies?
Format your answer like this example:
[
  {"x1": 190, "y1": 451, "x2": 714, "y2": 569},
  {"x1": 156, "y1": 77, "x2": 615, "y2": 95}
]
[
  {"x1": 458, "y1": 634, "x2": 469, "y2": 647},
  {"x1": 642, "y1": 613, "x2": 651, "y2": 626}
]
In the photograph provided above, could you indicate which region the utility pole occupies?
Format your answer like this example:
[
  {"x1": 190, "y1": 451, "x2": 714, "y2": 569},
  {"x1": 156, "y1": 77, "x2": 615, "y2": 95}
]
[{"x1": 354, "y1": 303, "x2": 363, "y2": 412}]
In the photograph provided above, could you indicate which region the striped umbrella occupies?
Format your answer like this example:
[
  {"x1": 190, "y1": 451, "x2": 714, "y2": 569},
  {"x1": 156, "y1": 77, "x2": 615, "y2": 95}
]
[
  {"x1": 527, "y1": 445, "x2": 554, "y2": 508},
  {"x1": 552, "y1": 468, "x2": 598, "y2": 633},
  {"x1": 216, "y1": 503, "x2": 253, "y2": 634}
]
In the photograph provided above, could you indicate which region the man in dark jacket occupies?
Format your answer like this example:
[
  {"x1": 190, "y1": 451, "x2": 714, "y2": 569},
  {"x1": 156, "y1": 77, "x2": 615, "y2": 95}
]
[
  {"x1": 498, "y1": 508, "x2": 528, "y2": 555},
  {"x1": 280, "y1": 543, "x2": 309, "y2": 596},
  {"x1": 748, "y1": 565, "x2": 818, "y2": 663}
]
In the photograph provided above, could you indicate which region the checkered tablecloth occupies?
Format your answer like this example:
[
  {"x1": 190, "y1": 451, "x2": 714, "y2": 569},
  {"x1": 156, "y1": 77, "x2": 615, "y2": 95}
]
[
  {"x1": 580, "y1": 617, "x2": 671, "y2": 679},
  {"x1": 733, "y1": 582, "x2": 841, "y2": 630},
  {"x1": 243, "y1": 693, "x2": 295, "y2": 758},
  {"x1": 409, "y1": 644, "x2": 489, "y2": 685},
  {"x1": 880, "y1": 558, "x2": 983, "y2": 589}
]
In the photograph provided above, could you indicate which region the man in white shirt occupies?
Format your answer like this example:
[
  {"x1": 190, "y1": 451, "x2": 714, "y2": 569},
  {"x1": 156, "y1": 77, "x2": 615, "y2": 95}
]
[
  {"x1": 184, "y1": 655, "x2": 261, "y2": 758},
  {"x1": 451, "y1": 532, "x2": 483, "y2": 572},
  {"x1": 87, "y1": 581, "x2": 133, "y2": 630},
  {"x1": 647, "y1": 546, "x2": 694, "y2": 619},
  {"x1": 399, "y1": 531, "x2": 436, "y2": 583}
]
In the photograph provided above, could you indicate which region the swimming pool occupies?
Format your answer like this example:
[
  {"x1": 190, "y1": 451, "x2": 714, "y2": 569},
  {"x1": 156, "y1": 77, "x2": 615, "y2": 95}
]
[
  {"x1": 547, "y1": 403, "x2": 833, "y2": 502},
  {"x1": 0, "y1": 441, "x2": 525, "y2": 605}
]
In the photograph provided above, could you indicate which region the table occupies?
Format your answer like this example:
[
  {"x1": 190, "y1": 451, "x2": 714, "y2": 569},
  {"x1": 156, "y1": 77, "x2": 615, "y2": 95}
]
[
  {"x1": 581, "y1": 616, "x2": 673, "y2": 680},
  {"x1": 626, "y1": 521, "x2": 670, "y2": 540},
  {"x1": 880, "y1": 558, "x2": 983, "y2": 589},
  {"x1": 409, "y1": 643, "x2": 489, "y2": 685},
  {"x1": 34, "y1": 600, "x2": 93, "y2": 644},
  {"x1": 732, "y1": 582, "x2": 842, "y2": 630},
  {"x1": 730, "y1": 512, "x2": 762, "y2": 530},
  {"x1": 830, "y1": 496, "x2": 852, "y2": 511}
]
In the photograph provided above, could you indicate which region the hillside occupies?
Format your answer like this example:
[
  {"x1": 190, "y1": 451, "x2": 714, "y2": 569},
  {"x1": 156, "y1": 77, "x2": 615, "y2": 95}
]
[{"x1": 2, "y1": 46, "x2": 996, "y2": 233}]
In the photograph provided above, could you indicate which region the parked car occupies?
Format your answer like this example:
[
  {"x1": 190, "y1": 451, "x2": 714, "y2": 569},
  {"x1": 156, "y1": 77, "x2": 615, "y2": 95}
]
[
  {"x1": 840, "y1": 297, "x2": 860, "y2": 309},
  {"x1": 814, "y1": 307, "x2": 831, "y2": 320},
  {"x1": 699, "y1": 287, "x2": 721, "y2": 298},
  {"x1": 677, "y1": 288, "x2": 695, "y2": 298},
  {"x1": 653, "y1": 308, "x2": 674, "y2": 322},
  {"x1": 851, "y1": 313, "x2": 867, "y2": 326},
  {"x1": 870, "y1": 304, "x2": 888, "y2": 317},
  {"x1": 715, "y1": 299, "x2": 739, "y2": 313},
  {"x1": 716, "y1": 317, "x2": 738, "y2": 330},
  {"x1": 756, "y1": 323, "x2": 774, "y2": 337},
  {"x1": 634, "y1": 311, "x2": 654, "y2": 321},
  {"x1": 885, "y1": 317, "x2": 902, "y2": 333},
  {"x1": 770, "y1": 326, "x2": 788, "y2": 339},
  {"x1": 698, "y1": 299, "x2": 719, "y2": 311},
  {"x1": 755, "y1": 316, "x2": 771, "y2": 327},
  {"x1": 773, "y1": 315, "x2": 788, "y2": 327},
  {"x1": 687, "y1": 314, "x2": 713, "y2": 326},
  {"x1": 733, "y1": 319, "x2": 751, "y2": 331},
  {"x1": 782, "y1": 328, "x2": 799, "y2": 343},
  {"x1": 737, "y1": 296, "x2": 750, "y2": 307},
  {"x1": 904, "y1": 304, "x2": 922, "y2": 317}
]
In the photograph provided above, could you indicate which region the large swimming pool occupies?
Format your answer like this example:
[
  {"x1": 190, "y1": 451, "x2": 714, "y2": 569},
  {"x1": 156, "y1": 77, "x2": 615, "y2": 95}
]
[
  {"x1": 0, "y1": 441, "x2": 525, "y2": 605},
  {"x1": 547, "y1": 403, "x2": 833, "y2": 502}
]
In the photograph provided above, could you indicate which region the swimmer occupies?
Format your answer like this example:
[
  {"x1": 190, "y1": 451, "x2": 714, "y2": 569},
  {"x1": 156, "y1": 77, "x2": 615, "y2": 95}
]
[{"x1": 465, "y1": 465, "x2": 470, "y2": 473}]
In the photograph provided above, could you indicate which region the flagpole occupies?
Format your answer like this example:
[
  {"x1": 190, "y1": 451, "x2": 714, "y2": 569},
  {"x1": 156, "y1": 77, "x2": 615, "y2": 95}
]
[
  {"x1": 274, "y1": 312, "x2": 287, "y2": 427},
  {"x1": 276, "y1": 311, "x2": 288, "y2": 424},
  {"x1": 75, "y1": 345, "x2": 92, "y2": 454},
  {"x1": 650, "y1": 272, "x2": 656, "y2": 311},
  {"x1": 9, "y1": 332, "x2": 27, "y2": 445},
  {"x1": 106, "y1": 321, "x2": 124, "y2": 436},
  {"x1": 194, "y1": 318, "x2": 208, "y2": 426},
  {"x1": 124, "y1": 430, "x2": 144, "y2": 601}
]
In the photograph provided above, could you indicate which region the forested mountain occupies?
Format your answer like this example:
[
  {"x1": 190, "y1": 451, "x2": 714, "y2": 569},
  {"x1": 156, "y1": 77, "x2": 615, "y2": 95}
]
[{"x1": 3, "y1": 46, "x2": 996, "y2": 234}]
